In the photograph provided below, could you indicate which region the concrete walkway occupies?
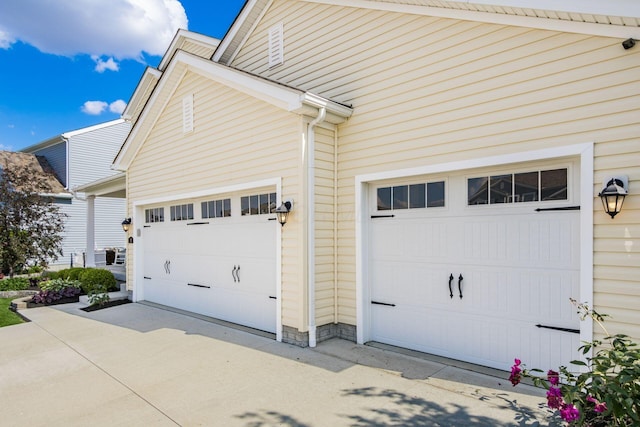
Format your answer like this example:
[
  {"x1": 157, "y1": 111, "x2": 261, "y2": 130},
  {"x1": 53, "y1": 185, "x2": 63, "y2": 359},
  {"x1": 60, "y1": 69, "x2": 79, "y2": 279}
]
[{"x1": 0, "y1": 303, "x2": 556, "y2": 426}]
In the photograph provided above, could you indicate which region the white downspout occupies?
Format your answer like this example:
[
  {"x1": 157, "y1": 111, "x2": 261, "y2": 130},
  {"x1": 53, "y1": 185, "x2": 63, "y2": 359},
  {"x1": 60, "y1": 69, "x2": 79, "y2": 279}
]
[{"x1": 307, "y1": 107, "x2": 326, "y2": 348}]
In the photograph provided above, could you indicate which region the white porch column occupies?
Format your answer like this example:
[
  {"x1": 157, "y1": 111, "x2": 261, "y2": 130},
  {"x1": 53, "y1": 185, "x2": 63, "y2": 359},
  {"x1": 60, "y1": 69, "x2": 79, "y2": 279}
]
[{"x1": 85, "y1": 195, "x2": 96, "y2": 267}]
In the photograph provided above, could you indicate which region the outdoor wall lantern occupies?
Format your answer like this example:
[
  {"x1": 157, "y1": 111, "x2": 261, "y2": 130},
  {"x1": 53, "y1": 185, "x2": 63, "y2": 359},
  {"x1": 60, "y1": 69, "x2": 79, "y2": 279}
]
[
  {"x1": 275, "y1": 200, "x2": 293, "y2": 227},
  {"x1": 598, "y1": 176, "x2": 628, "y2": 219},
  {"x1": 121, "y1": 218, "x2": 132, "y2": 232}
]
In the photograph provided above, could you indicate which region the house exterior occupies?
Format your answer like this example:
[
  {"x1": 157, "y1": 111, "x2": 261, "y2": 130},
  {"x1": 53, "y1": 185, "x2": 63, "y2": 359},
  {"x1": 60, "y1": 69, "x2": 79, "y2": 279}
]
[
  {"x1": 22, "y1": 119, "x2": 130, "y2": 267},
  {"x1": 114, "y1": 2, "x2": 639, "y2": 373}
]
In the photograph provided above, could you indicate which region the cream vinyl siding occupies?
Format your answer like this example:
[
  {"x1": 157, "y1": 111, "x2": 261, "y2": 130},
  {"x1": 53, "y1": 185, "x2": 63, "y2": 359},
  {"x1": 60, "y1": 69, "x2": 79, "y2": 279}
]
[
  {"x1": 232, "y1": 1, "x2": 640, "y2": 339},
  {"x1": 127, "y1": 70, "x2": 305, "y2": 330},
  {"x1": 314, "y1": 125, "x2": 337, "y2": 326}
]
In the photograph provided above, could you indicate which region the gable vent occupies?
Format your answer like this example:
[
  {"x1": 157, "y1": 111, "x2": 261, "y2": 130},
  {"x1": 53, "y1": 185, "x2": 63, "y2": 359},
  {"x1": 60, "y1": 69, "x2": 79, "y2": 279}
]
[
  {"x1": 182, "y1": 94, "x2": 193, "y2": 133},
  {"x1": 268, "y1": 23, "x2": 284, "y2": 68}
]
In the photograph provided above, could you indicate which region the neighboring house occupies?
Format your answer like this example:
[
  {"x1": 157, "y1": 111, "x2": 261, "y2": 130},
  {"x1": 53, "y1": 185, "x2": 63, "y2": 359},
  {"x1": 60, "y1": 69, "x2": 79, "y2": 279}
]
[
  {"x1": 112, "y1": 3, "x2": 638, "y2": 373},
  {"x1": 22, "y1": 119, "x2": 129, "y2": 267}
]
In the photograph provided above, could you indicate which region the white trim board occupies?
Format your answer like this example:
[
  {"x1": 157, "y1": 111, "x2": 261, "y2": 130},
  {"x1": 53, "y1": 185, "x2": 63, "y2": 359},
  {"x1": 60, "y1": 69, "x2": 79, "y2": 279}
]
[{"x1": 355, "y1": 142, "x2": 594, "y2": 354}]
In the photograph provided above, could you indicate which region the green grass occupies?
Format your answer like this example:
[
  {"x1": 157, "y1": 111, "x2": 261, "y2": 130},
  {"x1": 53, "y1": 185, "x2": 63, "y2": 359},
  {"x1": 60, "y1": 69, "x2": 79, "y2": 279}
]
[{"x1": 0, "y1": 298, "x2": 25, "y2": 327}]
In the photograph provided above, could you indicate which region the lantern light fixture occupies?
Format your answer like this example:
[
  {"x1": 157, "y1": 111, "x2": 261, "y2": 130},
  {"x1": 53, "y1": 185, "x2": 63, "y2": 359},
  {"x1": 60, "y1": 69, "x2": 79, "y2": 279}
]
[
  {"x1": 598, "y1": 176, "x2": 628, "y2": 219},
  {"x1": 121, "y1": 217, "x2": 132, "y2": 232},
  {"x1": 275, "y1": 200, "x2": 293, "y2": 227}
]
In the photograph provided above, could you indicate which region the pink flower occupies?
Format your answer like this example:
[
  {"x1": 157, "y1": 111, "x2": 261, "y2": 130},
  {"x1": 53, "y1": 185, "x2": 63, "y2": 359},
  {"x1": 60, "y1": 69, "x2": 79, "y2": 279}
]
[
  {"x1": 560, "y1": 403, "x2": 580, "y2": 422},
  {"x1": 547, "y1": 369, "x2": 559, "y2": 386},
  {"x1": 546, "y1": 386, "x2": 563, "y2": 410},
  {"x1": 509, "y1": 359, "x2": 522, "y2": 386},
  {"x1": 587, "y1": 396, "x2": 607, "y2": 413}
]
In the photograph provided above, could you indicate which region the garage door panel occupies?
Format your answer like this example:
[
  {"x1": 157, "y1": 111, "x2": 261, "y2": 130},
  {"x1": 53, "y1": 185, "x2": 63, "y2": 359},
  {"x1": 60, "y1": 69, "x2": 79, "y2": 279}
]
[
  {"x1": 368, "y1": 166, "x2": 581, "y2": 372},
  {"x1": 141, "y1": 195, "x2": 277, "y2": 334}
]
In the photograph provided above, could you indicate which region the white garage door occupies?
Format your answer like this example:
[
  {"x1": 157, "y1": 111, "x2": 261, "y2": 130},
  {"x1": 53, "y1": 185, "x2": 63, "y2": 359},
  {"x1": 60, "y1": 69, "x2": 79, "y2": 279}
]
[
  {"x1": 368, "y1": 164, "x2": 581, "y2": 372},
  {"x1": 141, "y1": 193, "x2": 278, "y2": 333}
]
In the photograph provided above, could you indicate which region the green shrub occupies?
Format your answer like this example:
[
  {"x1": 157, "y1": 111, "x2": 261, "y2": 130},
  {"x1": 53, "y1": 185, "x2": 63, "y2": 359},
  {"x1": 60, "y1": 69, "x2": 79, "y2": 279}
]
[
  {"x1": 79, "y1": 268, "x2": 117, "y2": 294},
  {"x1": 41, "y1": 271, "x2": 59, "y2": 280},
  {"x1": 0, "y1": 277, "x2": 30, "y2": 291},
  {"x1": 40, "y1": 279, "x2": 82, "y2": 292}
]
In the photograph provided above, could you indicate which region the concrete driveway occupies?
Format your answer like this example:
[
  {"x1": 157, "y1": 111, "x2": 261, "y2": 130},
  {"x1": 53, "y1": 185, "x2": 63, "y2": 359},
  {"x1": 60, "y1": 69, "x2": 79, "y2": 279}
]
[{"x1": 0, "y1": 302, "x2": 555, "y2": 426}]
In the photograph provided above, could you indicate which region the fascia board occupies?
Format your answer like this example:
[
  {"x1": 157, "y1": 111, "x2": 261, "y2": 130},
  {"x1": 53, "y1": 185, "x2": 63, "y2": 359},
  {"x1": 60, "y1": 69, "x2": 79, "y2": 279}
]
[
  {"x1": 302, "y1": 0, "x2": 640, "y2": 38},
  {"x1": 159, "y1": 29, "x2": 221, "y2": 71},
  {"x1": 213, "y1": 0, "x2": 264, "y2": 63},
  {"x1": 122, "y1": 68, "x2": 162, "y2": 120},
  {"x1": 451, "y1": 0, "x2": 640, "y2": 18},
  {"x1": 20, "y1": 134, "x2": 66, "y2": 153},
  {"x1": 74, "y1": 172, "x2": 125, "y2": 196},
  {"x1": 62, "y1": 119, "x2": 125, "y2": 139},
  {"x1": 178, "y1": 51, "x2": 305, "y2": 111}
]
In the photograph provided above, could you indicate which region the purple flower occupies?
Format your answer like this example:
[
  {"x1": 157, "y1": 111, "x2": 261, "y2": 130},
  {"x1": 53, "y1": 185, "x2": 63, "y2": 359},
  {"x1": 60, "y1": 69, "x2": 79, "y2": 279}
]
[
  {"x1": 560, "y1": 403, "x2": 580, "y2": 422},
  {"x1": 547, "y1": 369, "x2": 559, "y2": 386},
  {"x1": 546, "y1": 386, "x2": 563, "y2": 409},
  {"x1": 509, "y1": 359, "x2": 522, "y2": 386},
  {"x1": 587, "y1": 396, "x2": 607, "y2": 413}
]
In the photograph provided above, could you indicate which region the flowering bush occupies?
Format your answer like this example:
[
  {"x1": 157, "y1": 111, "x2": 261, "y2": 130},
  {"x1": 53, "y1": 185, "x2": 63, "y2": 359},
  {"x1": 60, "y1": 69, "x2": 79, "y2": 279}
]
[
  {"x1": 31, "y1": 281, "x2": 81, "y2": 305},
  {"x1": 509, "y1": 300, "x2": 640, "y2": 426}
]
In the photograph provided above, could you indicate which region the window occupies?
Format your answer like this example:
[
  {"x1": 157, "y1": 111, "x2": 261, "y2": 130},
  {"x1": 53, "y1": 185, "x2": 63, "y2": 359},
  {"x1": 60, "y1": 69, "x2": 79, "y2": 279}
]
[
  {"x1": 241, "y1": 193, "x2": 277, "y2": 216},
  {"x1": 145, "y1": 207, "x2": 164, "y2": 223},
  {"x1": 201, "y1": 198, "x2": 231, "y2": 219},
  {"x1": 377, "y1": 181, "x2": 445, "y2": 210},
  {"x1": 468, "y1": 168, "x2": 568, "y2": 205},
  {"x1": 170, "y1": 203, "x2": 194, "y2": 221}
]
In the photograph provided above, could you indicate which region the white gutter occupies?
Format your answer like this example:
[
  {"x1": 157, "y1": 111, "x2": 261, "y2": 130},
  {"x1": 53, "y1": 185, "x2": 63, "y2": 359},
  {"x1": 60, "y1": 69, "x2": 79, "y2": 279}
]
[{"x1": 307, "y1": 107, "x2": 326, "y2": 348}]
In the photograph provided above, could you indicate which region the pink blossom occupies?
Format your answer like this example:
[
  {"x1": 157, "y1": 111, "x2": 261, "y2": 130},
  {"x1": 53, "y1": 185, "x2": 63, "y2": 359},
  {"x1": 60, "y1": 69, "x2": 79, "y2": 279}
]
[
  {"x1": 547, "y1": 369, "x2": 559, "y2": 386},
  {"x1": 560, "y1": 403, "x2": 580, "y2": 422},
  {"x1": 509, "y1": 359, "x2": 522, "y2": 386},
  {"x1": 546, "y1": 386, "x2": 563, "y2": 410},
  {"x1": 587, "y1": 396, "x2": 607, "y2": 413}
]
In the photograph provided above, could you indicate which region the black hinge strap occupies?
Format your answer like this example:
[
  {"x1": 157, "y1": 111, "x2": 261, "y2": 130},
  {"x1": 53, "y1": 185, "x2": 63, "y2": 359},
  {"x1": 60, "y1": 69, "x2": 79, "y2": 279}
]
[
  {"x1": 143, "y1": 276, "x2": 151, "y2": 280},
  {"x1": 187, "y1": 222, "x2": 210, "y2": 225},
  {"x1": 188, "y1": 283, "x2": 211, "y2": 289},
  {"x1": 371, "y1": 214, "x2": 395, "y2": 219},
  {"x1": 535, "y1": 206, "x2": 580, "y2": 212},
  {"x1": 269, "y1": 296, "x2": 277, "y2": 299},
  {"x1": 536, "y1": 324, "x2": 579, "y2": 334},
  {"x1": 371, "y1": 300, "x2": 396, "y2": 307}
]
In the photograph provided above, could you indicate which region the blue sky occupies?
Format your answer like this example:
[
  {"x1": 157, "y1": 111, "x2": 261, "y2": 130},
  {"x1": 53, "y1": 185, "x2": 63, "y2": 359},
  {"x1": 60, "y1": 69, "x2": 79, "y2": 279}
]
[{"x1": 0, "y1": 0, "x2": 246, "y2": 151}]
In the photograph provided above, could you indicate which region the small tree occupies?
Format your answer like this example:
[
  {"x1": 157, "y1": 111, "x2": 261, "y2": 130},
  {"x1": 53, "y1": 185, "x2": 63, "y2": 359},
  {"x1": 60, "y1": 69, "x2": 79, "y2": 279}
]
[{"x1": 0, "y1": 164, "x2": 66, "y2": 277}]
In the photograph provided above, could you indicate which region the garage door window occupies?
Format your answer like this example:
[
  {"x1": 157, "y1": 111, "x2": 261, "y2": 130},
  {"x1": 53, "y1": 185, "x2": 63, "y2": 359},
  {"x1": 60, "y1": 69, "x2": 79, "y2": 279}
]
[
  {"x1": 202, "y1": 198, "x2": 231, "y2": 219},
  {"x1": 170, "y1": 203, "x2": 194, "y2": 221},
  {"x1": 468, "y1": 168, "x2": 567, "y2": 205},
  {"x1": 241, "y1": 193, "x2": 277, "y2": 216},
  {"x1": 377, "y1": 181, "x2": 445, "y2": 210},
  {"x1": 145, "y1": 207, "x2": 164, "y2": 223}
]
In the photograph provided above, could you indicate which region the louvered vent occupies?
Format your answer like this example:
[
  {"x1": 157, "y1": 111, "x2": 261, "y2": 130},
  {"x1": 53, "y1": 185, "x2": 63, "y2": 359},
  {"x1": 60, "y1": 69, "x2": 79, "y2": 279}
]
[
  {"x1": 268, "y1": 23, "x2": 284, "y2": 68},
  {"x1": 182, "y1": 94, "x2": 193, "y2": 133}
]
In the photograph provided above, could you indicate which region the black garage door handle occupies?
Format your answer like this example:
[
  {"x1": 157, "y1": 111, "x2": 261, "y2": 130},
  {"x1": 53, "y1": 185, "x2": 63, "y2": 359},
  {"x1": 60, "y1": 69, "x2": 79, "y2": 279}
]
[
  {"x1": 448, "y1": 274, "x2": 454, "y2": 298},
  {"x1": 458, "y1": 274, "x2": 463, "y2": 299}
]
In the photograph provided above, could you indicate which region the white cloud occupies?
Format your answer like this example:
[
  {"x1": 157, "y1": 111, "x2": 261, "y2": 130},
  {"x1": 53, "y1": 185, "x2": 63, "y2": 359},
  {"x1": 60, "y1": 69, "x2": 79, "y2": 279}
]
[
  {"x1": 109, "y1": 100, "x2": 127, "y2": 114},
  {"x1": 93, "y1": 56, "x2": 120, "y2": 73},
  {"x1": 0, "y1": 0, "x2": 188, "y2": 59},
  {"x1": 0, "y1": 29, "x2": 14, "y2": 49},
  {"x1": 81, "y1": 101, "x2": 108, "y2": 115}
]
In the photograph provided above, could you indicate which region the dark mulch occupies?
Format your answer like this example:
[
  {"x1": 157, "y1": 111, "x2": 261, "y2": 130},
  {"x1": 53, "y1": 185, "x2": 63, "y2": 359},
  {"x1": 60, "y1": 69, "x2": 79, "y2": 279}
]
[
  {"x1": 81, "y1": 299, "x2": 131, "y2": 312},
  {"x1": 26, "y1": 296, "x2": 80, "y2": 308}
]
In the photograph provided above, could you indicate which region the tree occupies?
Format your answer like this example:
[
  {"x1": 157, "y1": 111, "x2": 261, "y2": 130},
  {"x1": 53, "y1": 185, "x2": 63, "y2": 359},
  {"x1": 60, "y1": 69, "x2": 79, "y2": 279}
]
[{"x1": 0, "y1": 164, "x2": 66, "y2": 277}]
